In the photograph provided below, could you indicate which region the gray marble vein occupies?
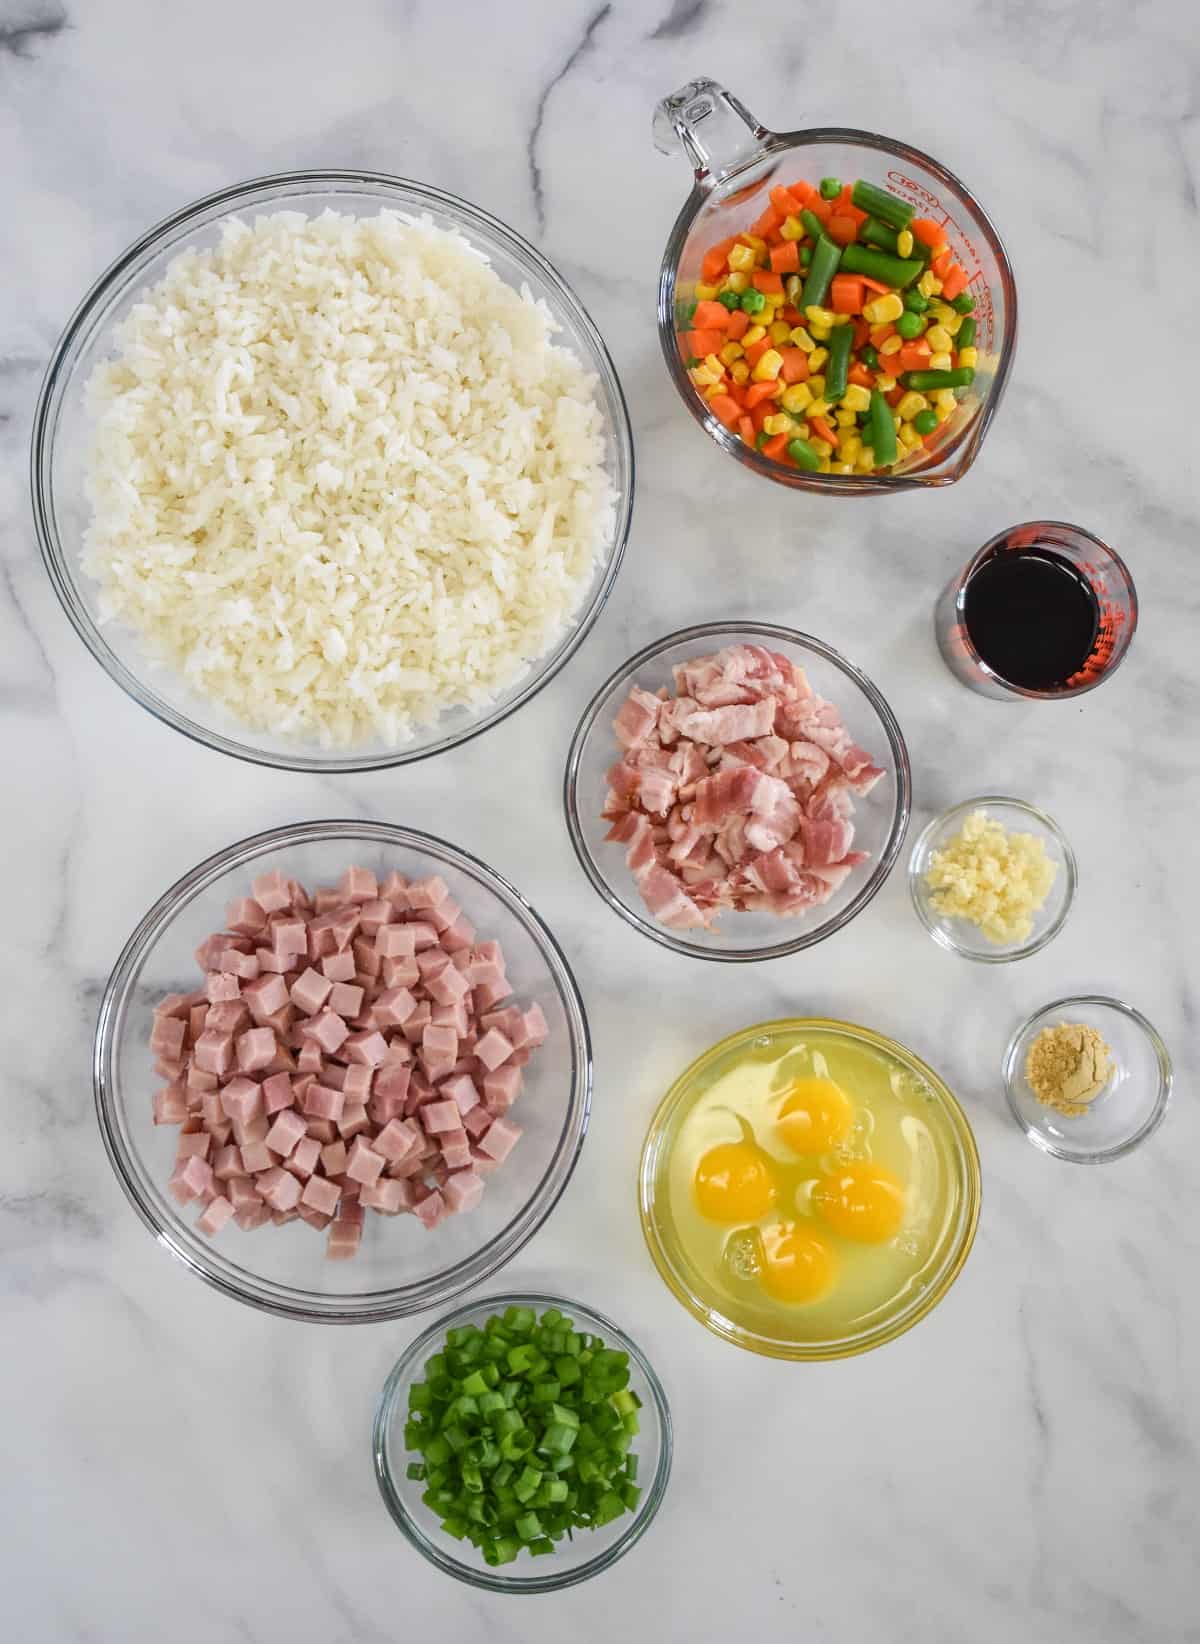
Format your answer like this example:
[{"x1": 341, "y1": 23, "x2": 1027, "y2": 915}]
[{"x1": 2, "y1": 1, "x2": 1198, "y2": 1641}]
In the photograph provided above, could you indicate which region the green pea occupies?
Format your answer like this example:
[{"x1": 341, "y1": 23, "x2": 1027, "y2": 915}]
[
  {"x1": 913, "y1": 409, "x2": 938, "y2": 435},
  {"x1": 895, "y1": 310, "x2": 924, "y2": 340},
  {"x1": 859, "y1": 344, "x2": 880, "y2": 371},
  {"x1": 903, "y1": 289, "x2": 929, "y2": 313},
  {"x1": 951, "y1": 291, "x2": 976, "y2": 314},
  {"x1": 740, "y1": 289, "x2": 767, "y2": 316},
  {"x1": 819, "y1": 177, "x2": 842, "y2": 201},
  {"x1": 718, "y1": 289, "x2": 741, "y2": 311},
  {"x1": 756, "y1": 432, "x2": 770, "y2": 450},
  {"x1": 681, "y1": 300, "x2": 698, "y2": 326}
]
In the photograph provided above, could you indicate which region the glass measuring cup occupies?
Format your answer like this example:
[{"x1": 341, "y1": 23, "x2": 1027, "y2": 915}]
[{"x1": 653, "y1": 79, "x2": 1017, "y2": 493}]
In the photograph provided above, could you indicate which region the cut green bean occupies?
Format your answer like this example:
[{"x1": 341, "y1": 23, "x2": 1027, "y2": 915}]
[
  {"x1": 899, "y1": 367, "x2": 975, "y2": 391},
  {"x1": 824, "y1": 321, "x2": 854, "y2": 402},
  {"x1": 868, "y1": 389, "x2": 897, "y2": 466},
  {"x1": 957, "y1": 316, "x2": 977, "y2": 349},
  {"x1": 858, "y1": 216, "x2": 899, "y2": 255},
  {"x1": 838, "y1": 243, "x2": 924, "y2": 289},
  {"x1": 850, "y1": 179, "x2": 914, "y2": 231},
  {"x1": 786, "y1": 436, "x2": 822, "y2": 471},
  {"x1": 800, "y1": 233, "x2": 841, "y2": 308}
]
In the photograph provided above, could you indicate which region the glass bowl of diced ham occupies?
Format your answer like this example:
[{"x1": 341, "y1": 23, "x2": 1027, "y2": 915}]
[
  {"x1": 564, "y1": 623, "x2": 911, "y2": 960},
  {"x1": 93, "y1": 820, "x2": 591, "y2": 1321}
]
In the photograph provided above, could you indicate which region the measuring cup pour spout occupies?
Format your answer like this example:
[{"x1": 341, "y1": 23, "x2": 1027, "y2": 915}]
[{"x1": 652, "y1": 79, "x2": 774, "y2": 189}]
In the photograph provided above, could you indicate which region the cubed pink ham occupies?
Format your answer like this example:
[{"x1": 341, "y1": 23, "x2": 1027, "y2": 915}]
[
  {"x1": 233, "y1": 1112, "x2": 269, "y2": 1148},
  {"x1": 194, "y1": 1030, "x2": 234, "y2": 1078},
  {"x1": 150, "y1": 1015, "x2": 187, "y2": 1059},
  {"x1": 440, "y1": 914, "x2": 476, "y2": 953},
  {"x1": 425, "y1": 965, "x2": 469, "y2": 1006},
  {"x1": 320, "y1": 1139, "x2": 348, "y2": 1178},
  {"x1": 301, "y1": 1009, "x2": 349, "y2": 1055},
  {"x1": 236, "y1": 1026, "x2": 276, "y2": 1074},
  {"x1": 474, "y1": 1028, "x2": 514, "y2": 1071},
  {"x1": 329, "y1": 981, "x2": 364, "y2": 1018},
  {"x1": 207, "y1": 1000, "x2": 250, "y2": 1035},
  {"x1": 219, "y1": 949, "x2": 260, "y2": 981},
  {"x1": 212, "y1": 1145, "x2": 244, "y2": 1182},
  {"x1": 420, "y1": 1023, "x2": 458, "y2": 1080},
  {"x1": 153, "y1": 1084, "x2": 188, "y2": 1125},
  {"x1": 345, "y1": 1137, "x2": 385, "y2": 1186},
  {"x1": 220, "y1": 1076, "x2": 263, "y2": 1126},
  {"x1": 477, "y1": 1116, "x2": 522, "y2": 1163},
  {"x1": 358, "y1": 1177, "x2": 407, "y2": 1214},
  {"x1": 339, "y1": 865, "x2": 378, "y2": 904},
  {"x1": 338, "y1": 1103, "x2": 369, "y2": 1141},
  {"x1": 374, "y1": 1118, "x2": 419, "y2": 1163},
  {"x1": 289, "y1": 1136, "x2": 321, "y2": 1178},
  {"x1": 326, "y1": 1218, "x2": 362, "y2": 1260},
  {"x1": 175, "y1": 1131, "x2": 210, "y2": 1162},
  {"x1": 342, "y1": 1030, "x2": 387, "y2": 1067},
  {"x1": 421, "y1": 1100, "x2": 460, "y2": 1135},
  {"x1": 373, "y1": 985, "x2": 417, "y2": 1029},
  {"x1": 302, "y1": 1175, "x2": 341, "y2": 1217},
  {"x1": 340, "y1": 1063, "x2": 372, "y2": 1102},
  {"x1": 482, "y1": 1065, "x2": 522, "y2": 1112},
  {"x1": 306, "y1": 1117, "x2": 336, "y2": 1144},
  {"x1": 262, "y1": 1072, "x2": 294, "y2": 1115},
  {"x1": 258, "y1": 1167, "x2": 302, "y2": 1212},
  {"x1": 169, "y1": 1153, "x2": 213, "y2": 1205},
  {"x1": 243, "y1": 972, "x2": 289, "y2": 1022},
  {"x1": 358, "y1": 898, "x2": 393, "y2": 935},
  {"x1": 463, "y1": 1104, "x2": 493, "y2": 1140},
  {"x1": 320, "y1": 949, "x2": 357, "y2": 982},
  {"x1": 521, "y1": 1004, "x2": 548, "y2": 1047},
  {"x1": 290, "y1": 967, "x2": 332, "y2": 1015},
  {"x1": 297, "y1": 1040, "x2": 324, "y2": 1074},
  {"x1": 252, "y1": 870, "x2": 292, "y2": 914},
  {"x1": 226, "y1": 898, "x2": 266, "y2": 935},
  {"x1": 441, "y1": 1073, "x2": 480, "y2": 1117},
  {"x1": 265, "y1": 1108, "x2": 307, "y2": 1158},
  {"x1": 239, "y1": 1139, "x2": 272, "y2": 1173},
  {"x1": 272, "y1": 919, "x2": 308, "y2": 962},
  {"x1": 197, "y1": 1195, "x2": 234, "y2": 1236},
  {"x1": 303, "y1": 1083, "x2": 345, "y2": 1123},
  {"x1": 413, "y1": 1189, "x2": 446, "y2": 1230},
  {"x1": 439, "y1": 1130, "x2": 472, "y2": 1170},
  {"x1": 443, "y1": 1169, "x2": 485, "y2": 1215},
  {"x1": 227, "y1": 1176, "x2": 262, "y2": 1210}
]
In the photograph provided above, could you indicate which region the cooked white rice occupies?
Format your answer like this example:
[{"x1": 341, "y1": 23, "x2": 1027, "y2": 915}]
[{"x1": 83, "y1": 209, "x2": 615, "y2": 747}]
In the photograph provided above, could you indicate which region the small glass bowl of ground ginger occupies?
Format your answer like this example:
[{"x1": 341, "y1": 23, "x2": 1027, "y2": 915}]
[
  {"x1": 1003, "y1": 996, "x2": 1172, "y2": 1162},
  {"x1": 908, "y1": 796, "x2": 1076, "y2": 962}
]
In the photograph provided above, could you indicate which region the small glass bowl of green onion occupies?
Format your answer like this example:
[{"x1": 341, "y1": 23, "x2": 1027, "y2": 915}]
[{"x1": 373, "y1": 1292, "x2": 673, "y2": 1591}]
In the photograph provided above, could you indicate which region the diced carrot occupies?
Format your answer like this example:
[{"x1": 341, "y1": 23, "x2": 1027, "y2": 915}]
[
  {"x1": 808, "y1": 198, "x2": 833, "y2": 225},
  {"x1": 726, "y1": 308, "x2": 750, "y2": 340},
  {"x1": 765, "y1": 226, "x2": 785, "y2": 247},
  {"x1": 834, "y1": 186, "x2": 869, "y2": 228},
  {"x1": 709, "y1": 394, "x2": 741, "y2": 430},
  {"x1": 737, "y1": 415, "x2": 755, "y2": 445},
  {"x1": 787, "y1": 178, "x2": 819, "y2": 207},
  {"x1": 780, "y1": 304, "x2": 803, "y2": 326},
  {"x1": 825, "y1": 214, "x2": 860, "y2": 247},
  {"x1": 897, "y1": 339, "x2": 932, "y2": 373},
  {"x1": 910, "y1": 218, "x2": 945, "y2": 248},
  {"x1": 692, "y1": 301, "x2": 731, "y2": 331},
  {"x1": 751, "y1": 206, "x2": 780, "y2": 238},
  {"x1": 686, "y1": 329, "x2": 725, "y2": 359},
  {"x1": 809, "y1": 416, "x2": 838, "y2": 446},
  {"x1": 932, "y1": 249, "x2": 954, "y2": 279},
  {"x1": 858, "y1": 275, "x2": 892, "y2": 296},
  {"x1": 852, "y1": 319, "x2": 870, "y2": 349},
  {"x1": 769, "y1": 185, "x2": 802, "y2": 218},
  {"x1": 830, "y1": 275, "x2": 865, "y2": 315},
  {"x1": 700, "y1": 236, "x2": 737, "y2": 282},
  {"x1": 847, "y1": 361, "x2": 875, "y2": 390},
  {"x1": 770, "y1": 241, "x2": 800, "y2": 274},
  {"x1": 940, "y1": 263, "x2": 969, "y2": 301},
  {"x1": 869, "y1": 323, "x2": 895, "y2": 347},
  {"x1": 727, "y1": 381, "x2": 747, "y2": 408},
  {"x1": 885, "y1": 386, "x2": 905, "y2": 408},
  {"x1": 743, "y1": 337, "x2": 771, "y2": 366},
  {"x1": 779, "y1": 349, "x2": 810, "y2": 384},
  {"x1": 744, "y1": 380, "x2": 782, "y2": 408},
  {"x1": 761, "y1": 432, "x2": 790, "y2": 460},
  {"x1": 751, "y1": 270, "x2": 784, "y2": 295},
  {"x1": 750, "y1": 402, "x2": 775, "y2": 433}
]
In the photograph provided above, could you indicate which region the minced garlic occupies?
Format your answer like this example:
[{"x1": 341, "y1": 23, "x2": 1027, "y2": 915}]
[
  {"x1": 1025, "y1": 1021, "x2": 1113, "y2": 1117},
  {"x1": 924, "y1": 808, "x2": 1057, "y2": 944}
]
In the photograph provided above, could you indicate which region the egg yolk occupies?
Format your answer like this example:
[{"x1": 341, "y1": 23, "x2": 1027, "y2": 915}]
[
  {"x1": 775, "y1": 1077, "x2": 854, "y2": 1155},
  {"x1": 812, "y1": 1161, "x2": 906, "y2": 1243},
  {"x1": 759, "y1": 1222, "x2": 838, "y2": 1304},
  {"x1": 693, "y1": 1142, "x2": 777, "y2": 1223}
]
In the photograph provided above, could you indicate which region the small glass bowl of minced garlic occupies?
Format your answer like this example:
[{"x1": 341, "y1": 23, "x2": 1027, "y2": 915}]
[{"x1": 1003, "y1": 996, "x2": 1173, "y2": 1162}]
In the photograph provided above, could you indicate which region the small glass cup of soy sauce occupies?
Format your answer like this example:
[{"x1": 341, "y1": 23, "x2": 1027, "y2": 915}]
[{"x1": 935, "y1": 521, "x2": 1137, "y2": 701}]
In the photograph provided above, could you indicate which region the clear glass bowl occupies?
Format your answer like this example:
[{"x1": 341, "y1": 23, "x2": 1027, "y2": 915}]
[
  {"x1": 372, "y1": 1290, "x2": 672, "y2": 1591},
  {"x1": 639, "y1": 1019, "x2": 981, "y2": 1360},
  {"x1": 1003, "y1": 996, "x2": 1172, "y2": 1163},
  {"x1": 653, "y1": 78, "x2": 1017, "y2": 492},
  {"x1": 909, "y1": 796, "x2": 1077, "y2": 963},
  {"x1": 31, "y1": 170, "x2": 634, "y2": 772},
  {"x1": 93, "y1": 821, "x2": 591, "y2": 1321},
  {"x1": 563, "y1": 622, "x2": 911, "y2": 961}
]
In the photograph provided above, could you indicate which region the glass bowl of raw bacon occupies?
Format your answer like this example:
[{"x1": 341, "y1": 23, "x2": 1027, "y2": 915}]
[
  {"x1": 564, "y1": 623, "x2": 911, "y2": 961},
  {"x1": 93, "y1": 820, "x2": 591, "y2": 1321}
]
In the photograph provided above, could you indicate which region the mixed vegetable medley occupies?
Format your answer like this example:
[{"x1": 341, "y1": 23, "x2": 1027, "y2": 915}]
[{"x1": 677, "y1": 176, "x2": 980, "y2": 473}]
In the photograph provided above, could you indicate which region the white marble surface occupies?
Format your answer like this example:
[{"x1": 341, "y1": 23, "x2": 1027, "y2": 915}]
[{"x1": 3, "y1": 1, "x2": 1199, "y2": 1638}]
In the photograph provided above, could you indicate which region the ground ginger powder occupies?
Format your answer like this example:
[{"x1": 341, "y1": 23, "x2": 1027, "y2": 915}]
[
  {"x1": 1025, "y1": 1022, "x2": 1113, "y2": 1117},
  {"x1": 924, "y1": 809, "x2": 1057, "y2": 944}
]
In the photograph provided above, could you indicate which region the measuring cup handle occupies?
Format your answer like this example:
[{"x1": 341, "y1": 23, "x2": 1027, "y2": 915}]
[{"x1": 652, "y1": 78, "x2": 771, "y2": 189}]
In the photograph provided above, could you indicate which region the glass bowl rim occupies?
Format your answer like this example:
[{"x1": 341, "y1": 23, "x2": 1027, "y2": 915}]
[
  {"x1": 657, "y1": 124, "x2": 1018, "y2": 494},
  {"x1": 371, "y1": 1288, "x2": 673, "y2": 1591},
  {"x1": 908, "y1": 794, "x2": 1078, "y2": 964},
  {"x1": 637, "y1": 1015, "x2": 982, "y2": 1361},
  {"x1": 30, "y1": 167, "x2": 635, "y2": 773},
  {"x1": 1001, "y1": 993, "x2": 1173, "y2": 1164},
  {"x1": 563, "y1": 620, "x2": 912, "y2": 962},
  {"x1": 93, "y1": 819, "x2": 593, "y2": 1323}
]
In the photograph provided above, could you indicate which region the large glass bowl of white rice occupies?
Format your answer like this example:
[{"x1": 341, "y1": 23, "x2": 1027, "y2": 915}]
[{"x1": 32, "y1": 172, "x2": 633, "y2": 770}]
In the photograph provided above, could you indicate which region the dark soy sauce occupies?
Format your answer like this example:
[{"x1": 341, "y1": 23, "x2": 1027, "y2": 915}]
[{"x1": 963, "y1": 548, "x2": 1100, "y2": 691}]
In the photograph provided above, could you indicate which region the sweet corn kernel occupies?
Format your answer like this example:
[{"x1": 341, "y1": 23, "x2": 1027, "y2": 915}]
[
  {"x1": 875, "y1": 373, "x2": 897, "y2": 391},
  {"x1": 834, "y1": 409, "x2": 857, "y2": 427},
  {"x1": 807, "y1": 321, "x2": 832, "y2": 341},
  {"x1": 696, "y1": 283, "x2": 719, "y2": 302},
  {"x1": 918, "y1": 271, "x2": 943, "y2": 297},
  {"x1": 934, "y1": 389, "x2": 959, "y2": 411},
  {"x1": 728, "y1": 244, "x2": 757, "y2": 272},
  {"x1": 790, "y1": 326, "x2": 816, "y2": 352},
  {"x1": 840, "y1": 385, "x2": 871, "y2": 413},
  {"x1": 935, "y1": 401, "x2": 954, "y2": 422},
  {"x1": 839, "y1": 434, "x2": 863, "y2": 462},
  {"x1": 704, "y1": 354, "x2": 725, "y2": 377},
  {"x1": 879, "y1": 334, "x2": 903, "y2": 357},
  {"x1": 831, "y1": 312, "x2": 853, "y2": 326},
  {"x1": 689, "y1": 364, "x2": 721, "y2": 387},
  {"x1": 898, "y1": 422, "x2": 922, "y2": 450},
  {"x1": 928, "y1": 352, "x2": 953, "y2": 372},
  {"x1": 719, "y1": 341, "x2": 745, "y2": 366},
  {"x1": 780, "y1": 214, "x2": 804, "y2": 241},
  {"x1": 863, "y1": 292, "x2": 904, "y2": 324},
  {"x1": 817, "y1": 457, "x2": 833, "y2": 473},
  {"x1": 806, "y1": 376, "x2": 826, "y2": 400},
  {"x1": 832, "y1": 462, "x2": 855, "y2": 474},
  {"x1": 751, "y1": 348, "x2": 784, "y2": 382},
  {"x1": 855, "y1": 445, "x2": 877, "y2": 471},
  {"x1": 784, "y1": 274, "x2": 804, "y2": 304},
  {"x1": 762, "y1": 290, "x2": 784, "y2": 308},
  {"x1": 730, "y1": 359, "x2": 750, "y2": 384},
  {"x1": 926, "y1": 324, "x2": 953, "y2": 354},
  {"x1": 704, "y1": 384, "x2": 728, "y2": 402},
  {"x1": 762, "y1": 413, "x2": 793, "y2": 436},
  {"x1": 896, "y1": 229, "x2": 914, "y2": 258},
  {"x1": 743, "y1": 234, "x2": 767, "y2": 252},
  {"x1": 808, "y1": 347, "x2": 829, "y2": 370},
  {"x1": 805, "y1": 305, "x2": 836, "y2": 328},
  {"x1": 725, "y1": 271, "x2": 750, "y2": 294},
  {"x1": 743, "y1": 324, "x2": 767, "y2": 346},
  {"x1": 810, "y1": 437, "x2": 834, "y2": 457},
  {"x1": 805, "y1": 399, "x2": 831, "y2": 420},
  {"x1": 768, "y1": 320, "x2": 792, "y2": 345},
  {"x1": 896, "y1": 391, "x2": 929, "y2": 421},
  {"x1": 781, "y1": 382, "x2": 813, "y2": 414},
  {"x1": 958, "y1": 346, "x2": 979, "y2": 369}
]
